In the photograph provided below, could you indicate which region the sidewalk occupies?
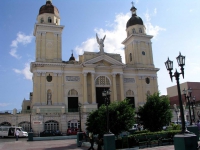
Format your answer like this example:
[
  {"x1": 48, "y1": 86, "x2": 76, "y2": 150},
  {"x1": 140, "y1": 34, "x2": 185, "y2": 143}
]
[
  {"x1": 0, "y1": 139, "x2": 199, "y2": 150},
  {"x1": 0, "y1": 139, "x2": 88, "y2": 150}
]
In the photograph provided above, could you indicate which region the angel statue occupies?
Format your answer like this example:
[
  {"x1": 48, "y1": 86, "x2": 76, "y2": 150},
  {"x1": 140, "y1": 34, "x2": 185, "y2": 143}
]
[{"x1": 96, "y1": 33, "x2": 106, "y2": 53}]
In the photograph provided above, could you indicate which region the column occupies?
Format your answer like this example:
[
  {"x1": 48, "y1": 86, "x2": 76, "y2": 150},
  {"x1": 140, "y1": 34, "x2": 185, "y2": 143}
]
[
  {"x1": 36, "y1": 32, "x2": 41, "y2": 60},
  {"x1": 83, "y1": 73, "x2": 88, "y2": 104},
  {"x1": 120, "y1": 74, "x2": 124, "y2": 100},
  {"x1": 54, "y1": 33, "x2": 58, "y2": 60},
  {"x1": 112, "y1": 74, "x2": 117, "y2": 101},
  {"x1": 41, "y1": 32, "x2": 46, "y2": 60},
  {"x1": 53, "y1": 73, "x2": 58, "y2": 105},
  {"x1": 41, "y1": 73, "x2": 46, "y2": 104},
  {"x1": 91, "y1": 73, "x2": 96, "y2": 104}
]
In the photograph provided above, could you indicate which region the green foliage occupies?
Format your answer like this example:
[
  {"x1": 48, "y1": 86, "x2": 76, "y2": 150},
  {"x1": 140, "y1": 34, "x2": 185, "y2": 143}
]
[
  {"x1": 169, "y1": 123, "x2": 181, "y2": 130},
  {"x1": 85, "y1": 99, "x2": 135, "y2": 136},
  {"x1": 138, "y1": 93, "x2": 172, "y2": 132}
]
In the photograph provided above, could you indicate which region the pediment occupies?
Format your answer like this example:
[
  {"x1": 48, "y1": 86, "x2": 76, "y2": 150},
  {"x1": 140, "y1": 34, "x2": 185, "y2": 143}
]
[{"x1": 82, "y1": 54, "x2": 124, "y2": 66}]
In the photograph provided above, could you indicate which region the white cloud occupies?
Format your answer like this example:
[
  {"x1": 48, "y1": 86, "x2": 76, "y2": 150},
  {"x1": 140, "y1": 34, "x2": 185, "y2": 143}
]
[
  {"x1": 75, "y1": 13, "x2": 130, "y2": 63},
  {"x1": 154, "y1": 8, "x2": 157, "y2": 14},
  {"x1": 144, "y1": 11, "x2": 166, "y2": 37},
  {"x1": 13, "y1": 63, "x2": 32, "y2": 80},
  {"x1": 75, "y1": 11, "x2": 165, "y2": 63},
  {"x1": 0, "y1": 103, "x2": 11, "y2": 107},
  {"x1": 190, "y1": 9, "x2": 193, "y2": 12},
  {"x1": 9, "y1": 32, "x2": 33, "y2": 59},
  {"x1": 9, "y1": 48, "x2": 21, "y2": 59}
]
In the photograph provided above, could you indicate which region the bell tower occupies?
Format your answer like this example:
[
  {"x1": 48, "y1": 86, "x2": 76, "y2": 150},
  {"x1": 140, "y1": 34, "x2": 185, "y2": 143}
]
[
  {"x1": 122, "y1": 5, "x2": 154, "y2": 68},
  {"x1": 33, "y1": 0, "x2": 64, "y2": 62}
]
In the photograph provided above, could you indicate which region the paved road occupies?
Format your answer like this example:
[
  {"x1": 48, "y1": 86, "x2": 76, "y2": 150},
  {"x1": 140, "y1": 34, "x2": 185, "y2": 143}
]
[
  {"x1": 0, "y1": 137, "x2": 28, "y2": 143},
  {"x1": 0, "y1": 138, "x2": 200, "y2": 150},
  {"x1": 0, "y1": 139, "x2": 89, "y2": 150}
]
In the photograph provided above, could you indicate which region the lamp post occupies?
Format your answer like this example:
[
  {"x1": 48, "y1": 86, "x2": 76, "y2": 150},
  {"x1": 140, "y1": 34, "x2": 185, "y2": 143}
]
[
  {"x1": 173, "y1": 104, "x2": 179, "y2": 124},
  {"x1": 191, "y1": 96, "x2": 196, "y2": 123},
  {"x1": 78, "y1": 103, "x2": 82, "y2": 132},
  {"x1": 183, "y1": 88, "x2": 193, "y2": 125},
  {"x1": 102, "y1": 89, "x2": 111, "y2": 134},
  {"x1": 165, "y1": 52, "x2": 187, "y2": 133}
]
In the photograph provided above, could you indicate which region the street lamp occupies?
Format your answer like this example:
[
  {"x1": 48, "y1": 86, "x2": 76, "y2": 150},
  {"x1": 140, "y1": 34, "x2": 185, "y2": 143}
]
[
  {"x1": 191, "y1": 96, "x2": 196, "y2": 123},
  {"x1": 102, "y1": 89, "x2": 111, "y2": 134},
  {"x1": 78, "y1": 103, "x2": 82, "y2": 132},
  {"x1": 173, "y1": 104, "x2": 179, "y2": 124},
  {"x1": 165, "y1": 52, "x2": 187, "y2": 133},
  {"x1": 183, "y1": 88, "x2": 193, "y2": 125}
]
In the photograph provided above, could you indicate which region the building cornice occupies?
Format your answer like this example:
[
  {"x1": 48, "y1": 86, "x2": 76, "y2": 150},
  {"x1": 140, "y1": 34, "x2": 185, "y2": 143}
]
[
  {"x1": 122, "y1": 34, "x2": 153, "y2": 44},
  {"x1": 34, "y1": 23, "x2": 64, "y2": 36}
]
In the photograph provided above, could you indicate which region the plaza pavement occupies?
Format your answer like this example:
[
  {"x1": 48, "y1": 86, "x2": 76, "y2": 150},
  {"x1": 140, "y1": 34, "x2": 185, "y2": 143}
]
[{"x1": 0, "y1": 139, "x2": 199, "y2": 150}]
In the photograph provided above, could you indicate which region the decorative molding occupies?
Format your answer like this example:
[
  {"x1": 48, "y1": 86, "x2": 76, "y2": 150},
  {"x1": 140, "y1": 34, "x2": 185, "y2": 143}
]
[
  {"x1": 83, "y1": 54, "x2": 125, "y2": 66},
  {"x1": 124, "y1": 78, "x2": 135, "y2": 83},
  {"x1": 66, "y1": 76, "x2": 80, "y2": 82}
]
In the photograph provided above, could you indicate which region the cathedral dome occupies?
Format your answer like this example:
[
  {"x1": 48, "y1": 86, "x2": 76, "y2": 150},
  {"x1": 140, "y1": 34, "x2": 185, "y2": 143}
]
[
  {"x1": 39, "y1": 0, "x2": 59, "y2": 17},
  {"x1": 126, "y1": 6, "x2": 143, "y2": 28}
]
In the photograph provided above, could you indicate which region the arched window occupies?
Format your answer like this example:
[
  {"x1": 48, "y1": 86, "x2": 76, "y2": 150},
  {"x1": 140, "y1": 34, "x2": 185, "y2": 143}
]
[
  {"x1": 40, "y1": 18, "x2": 44, "y2": 23},
  {"x1": 27, "y1": 106, "x2": 30, "y2": 110},
  {"x1": 139, "y1": 28, "x2": 142, "y2": 33},
  {"x1": 68, "y1": 89, "x2": 78, "y2": 96},
  {"x1": 48, "y1": 17, "x2": 52, "y2": 23},
  {"x1": 132, "y1": 28, "x2": 136, "y2": 33},
  {"x1": 47, "y1": 89, "x2": 52, "y2": 105},
  {"x1": 0, "y1": 122, "x2": 11, "y2": 126},
  {"x1": 45, "y1": 120, "x2": 59, "y2": 130},
  {"x1": 130, "y1": 53, "x2": 132, "y2": 62},
  {"x1": 18, "y1": 121, "x2": 30, "y2": 132},
  {"x1": 95, "y1": 76, "x2": 111, "y2": 86}
]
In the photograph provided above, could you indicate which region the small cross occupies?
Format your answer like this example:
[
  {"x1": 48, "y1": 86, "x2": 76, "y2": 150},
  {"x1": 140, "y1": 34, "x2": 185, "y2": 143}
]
[
  {"x1": 71, "y1": 50, "x2": 73, "y2": 54},
  {"x1": 131, "y1": 1, "x2": 134, "y2": 7}
]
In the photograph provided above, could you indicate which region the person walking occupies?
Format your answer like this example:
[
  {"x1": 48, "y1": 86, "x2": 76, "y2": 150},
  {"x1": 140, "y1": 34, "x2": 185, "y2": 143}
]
[
  {"x1": 15, "y1": 129, "x2": 20, "y2": 141},
  {"x1": 97, "y1": 134, "x2": 103, "y2": 150},
  {"x1": 88, "y1": 132, "x2": 94, "y2": 150}
]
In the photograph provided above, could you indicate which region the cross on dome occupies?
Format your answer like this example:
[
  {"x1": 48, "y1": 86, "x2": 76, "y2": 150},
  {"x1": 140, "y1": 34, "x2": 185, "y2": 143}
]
[{"x1": 131, "y1": 1, "x2": 134, "y2": 7}]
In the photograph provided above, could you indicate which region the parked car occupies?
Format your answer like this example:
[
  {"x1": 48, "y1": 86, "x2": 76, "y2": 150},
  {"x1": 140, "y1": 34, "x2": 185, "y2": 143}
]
[
  {"x1": 40, "y1": 130, "x2": 62, "y2": 137},
  {"x1": 67, "y1": 128, "x2": 79, "y2": 135},
  {"x1": 132, "y1": 124, "x2": 138, "y2": 130}
]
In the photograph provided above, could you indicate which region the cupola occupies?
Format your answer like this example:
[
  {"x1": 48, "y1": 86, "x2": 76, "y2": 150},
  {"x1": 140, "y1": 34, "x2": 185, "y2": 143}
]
[
  {"x1": 37, "y1": 0, "x2": 60, "y2": 25},
  {"x1": 126, "y1": 6, "x2": 143, "y2": 28}
]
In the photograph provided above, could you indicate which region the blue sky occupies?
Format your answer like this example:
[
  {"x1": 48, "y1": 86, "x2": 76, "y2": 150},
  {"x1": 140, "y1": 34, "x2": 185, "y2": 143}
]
[{"x1": 1, "y1": 0, "x2": 200, "y2": 110}]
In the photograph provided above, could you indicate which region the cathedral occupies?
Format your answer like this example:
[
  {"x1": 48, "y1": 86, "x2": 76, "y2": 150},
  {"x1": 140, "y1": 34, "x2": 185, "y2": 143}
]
[{"x1": 0, "y1": 0, "x2": 159, "y2": 134}]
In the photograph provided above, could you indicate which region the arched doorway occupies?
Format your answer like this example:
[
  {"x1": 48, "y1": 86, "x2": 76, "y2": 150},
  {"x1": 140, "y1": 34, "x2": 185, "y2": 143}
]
[
  {"x1": 126, "y1": 90, "x2": 135, "y2": 108},
  {"x1": 68, "y1": 89, "x2": 78, "y2": 112},
  {"x1": 0, "y1": 122, "x2": 11, "y2": 126},
  {"x1": 18, "y1": 121, "x2": 30, "y2": 132},
  {"x1": 95, "y1": 76, "x2": 111, "y2": 108},
  {"x1": 44, "y1": 120, "x2": 59, "y2": 130}
]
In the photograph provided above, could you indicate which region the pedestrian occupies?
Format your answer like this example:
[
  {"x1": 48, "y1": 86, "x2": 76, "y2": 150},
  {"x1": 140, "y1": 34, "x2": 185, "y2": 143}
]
[
  {"x1": 138, "y1": 124, "x2": 141, "y2": 131},
  {"x1": 88, "y1": 132, "x2": 94, "y2": 150},
  {"x1": 15, "y1": 129, "x2": 20, "y2": 141},
  {"x1": 97, "y1": 134, "x2": 103, "y2": 150},
  {"x1": 197, "y1": 120, "x2": 200, "y2": 131}
]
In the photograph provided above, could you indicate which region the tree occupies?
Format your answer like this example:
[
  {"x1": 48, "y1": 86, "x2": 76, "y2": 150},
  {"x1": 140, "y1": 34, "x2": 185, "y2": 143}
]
[
  {"x1": 138, "y1": 92, "x2": 172, "y2": 132},
  {"x1": 85, "y1": 100, "x2": 135, "y2": 136}
]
